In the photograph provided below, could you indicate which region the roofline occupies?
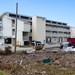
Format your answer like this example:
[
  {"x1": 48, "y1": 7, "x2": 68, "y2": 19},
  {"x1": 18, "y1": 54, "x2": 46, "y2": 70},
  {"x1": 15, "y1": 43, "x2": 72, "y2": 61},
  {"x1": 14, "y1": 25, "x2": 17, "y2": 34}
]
[
  {"x1": 0, "y1": 11, "x2": 68, "y2": 25},
  {"x1": 6, "y1": 11, "x2": 32, "y2": 18},
  {"x1": 0, "y1": 12, "x2": 8, "y2": 18}
]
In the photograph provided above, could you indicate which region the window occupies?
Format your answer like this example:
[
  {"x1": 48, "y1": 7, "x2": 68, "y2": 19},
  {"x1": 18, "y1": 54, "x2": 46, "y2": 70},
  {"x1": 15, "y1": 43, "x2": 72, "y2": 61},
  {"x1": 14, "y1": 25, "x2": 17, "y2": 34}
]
[
  {"x1": 30, "y1": 18, "x2": 32, "y2": 20},
  {"x1": 21, "y1": 16, "x2": 29, "y2": 19},
  {"x1": 9, "y1": 14, "x2": 19, "y2": 18},
  {"x1": 0, "y1": 18, "x2": 2, "y2": 21},
  {"x1": 63, "y1": 23, "x2": 67, "y2": 25},
  {"x1": 0, "y1": 36, "x2": 2, "y2": 39},
  {"x1": 58, "y1": 22, "x2": 62, "y2": 25},
  {"x1": 46, "y1": 20, "x2": 51, "y2": 23},
  {"x1": 52, "y1": 21, "x2": 57, "y2": 24},
  {"x1": 12, "y1": 19, "x2": 15, "y2": 24}
]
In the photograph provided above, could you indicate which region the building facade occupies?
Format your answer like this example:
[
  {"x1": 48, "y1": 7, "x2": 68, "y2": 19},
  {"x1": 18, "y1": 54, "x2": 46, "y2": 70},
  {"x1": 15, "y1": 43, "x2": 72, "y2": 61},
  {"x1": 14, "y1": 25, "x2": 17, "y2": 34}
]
[
  {"x1": 0, "y1": 12, "x2": 71, "y2": 45},
  {"x1": 70, "y1": 27, "x2": 75, "y2": 38}
]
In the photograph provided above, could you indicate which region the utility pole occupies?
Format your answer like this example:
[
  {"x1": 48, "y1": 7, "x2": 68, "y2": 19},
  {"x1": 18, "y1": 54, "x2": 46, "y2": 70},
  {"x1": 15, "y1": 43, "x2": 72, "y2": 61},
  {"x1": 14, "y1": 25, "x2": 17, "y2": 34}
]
[{"x1": 14, "y1": 3, "x2": 18, "y2": 53}]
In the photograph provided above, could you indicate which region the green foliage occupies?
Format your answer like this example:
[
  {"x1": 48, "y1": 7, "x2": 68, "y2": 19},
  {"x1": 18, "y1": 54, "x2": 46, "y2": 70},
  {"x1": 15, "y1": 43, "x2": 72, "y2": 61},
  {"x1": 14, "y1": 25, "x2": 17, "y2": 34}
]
[
  {"x1": 58, "y1": 49, "x2": 62, "y2": 53},
  {"x1": 0, "y1": 70, "x2": 7, "y2": 75}
]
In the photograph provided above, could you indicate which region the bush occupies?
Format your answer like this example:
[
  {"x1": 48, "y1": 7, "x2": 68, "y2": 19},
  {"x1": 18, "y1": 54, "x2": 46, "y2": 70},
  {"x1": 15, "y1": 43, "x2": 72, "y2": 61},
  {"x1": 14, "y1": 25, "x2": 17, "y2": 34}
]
[
  {"x1": 0, "y1": 50, "x2": 4, "y2": 55},
  {"x1": 4, "y1": 46, "x2": 12, "y2": 55},
  {"x1": 0, "y1": 46, "x2": 12, "y2": 55}
]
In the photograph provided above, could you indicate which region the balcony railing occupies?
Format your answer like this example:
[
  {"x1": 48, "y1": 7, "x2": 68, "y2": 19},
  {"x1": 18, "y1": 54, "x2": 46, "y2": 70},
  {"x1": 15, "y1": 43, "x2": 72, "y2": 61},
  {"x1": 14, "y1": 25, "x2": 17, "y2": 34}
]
[
  {"x1": 29, "y1": 33, "x2": 32, "y2": 36},
  {"x1": 0, "y1": 25, "x2": 3, "y2": 29},
  {"x1": 46, "y1": 33, "x2": 70, "y2": 37},
  {"x1": 12, "y1": 32, "x2": 15, "y2": 35},
  {"x1": 46, "y1": 27, "x2": 70, "y2": 32},
  {"x1": 12, "y1": 24, "x2": 15, "y2": 29},
  {"x1": 23, "y1": 36, "x2": 29, "y2": 41},
  {"x1": 0, "y1": 32, "x2": 3, "y2": 36}
]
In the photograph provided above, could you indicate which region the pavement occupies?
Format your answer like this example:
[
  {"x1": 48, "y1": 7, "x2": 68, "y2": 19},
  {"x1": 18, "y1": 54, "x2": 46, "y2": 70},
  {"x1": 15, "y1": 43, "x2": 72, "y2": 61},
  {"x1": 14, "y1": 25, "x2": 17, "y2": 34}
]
[{"x1": 0, "y1": 43, "x2": 60, "y2": 52}]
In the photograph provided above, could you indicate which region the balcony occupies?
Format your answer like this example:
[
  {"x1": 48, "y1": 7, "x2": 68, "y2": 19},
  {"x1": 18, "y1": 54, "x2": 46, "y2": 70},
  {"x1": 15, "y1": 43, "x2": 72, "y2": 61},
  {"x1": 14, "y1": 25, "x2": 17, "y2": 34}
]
[
  {"x1": 23, "y1": 36, "x2": 29, "y2": 41},
  {"x1": 12, "y1": 32, "x2": 15, "y2": 35},
  {"x1": 0, "y1": 25, "x2": 3, "y2": 29},
  {"x1": 12, "y1": 32, "x2": 15, "y2": 38},
  {"x1": 0, "y1": 32, "x2": 3, "y2": 36},
  {"x1": 12, "y1": 24, "x2": 15, "y2": 29},
  {"x1": 0, "y1": 21, "x2": 2, "y2": 24},
  {"x1": 29, "y1": 33, "x2": 31, "y2": 36},
  {"x1": 46, "y1": 27, "x2": 70, "y2": 32},
  {"x1": 46, "y1": 33, "x2": 70, "y2": 37}
]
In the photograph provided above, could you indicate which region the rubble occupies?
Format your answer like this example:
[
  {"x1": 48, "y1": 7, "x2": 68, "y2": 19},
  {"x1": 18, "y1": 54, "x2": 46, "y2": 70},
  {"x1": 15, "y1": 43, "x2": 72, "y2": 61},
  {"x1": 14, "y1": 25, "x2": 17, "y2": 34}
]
[{"x1": 0, "y1": 50, "x2": 75, "y2": 75}]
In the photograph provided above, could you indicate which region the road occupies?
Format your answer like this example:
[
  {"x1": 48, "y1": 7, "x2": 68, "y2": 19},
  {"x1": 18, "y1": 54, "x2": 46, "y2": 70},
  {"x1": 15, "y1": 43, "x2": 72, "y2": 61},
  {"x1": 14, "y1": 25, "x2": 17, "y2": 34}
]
[{"x1": 0, "y1": 43, "x2": 60, "y2": 52}]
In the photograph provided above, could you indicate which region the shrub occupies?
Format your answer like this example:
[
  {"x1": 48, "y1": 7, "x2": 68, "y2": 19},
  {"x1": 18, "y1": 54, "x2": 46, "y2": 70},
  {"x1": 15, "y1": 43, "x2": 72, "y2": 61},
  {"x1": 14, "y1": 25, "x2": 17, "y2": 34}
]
[
  {"x1": 4, "y1": 46, "x2": 12, "y2": 55},
  {"x1": 0, "y1": 50, "x2": 4, "y2": 55}
]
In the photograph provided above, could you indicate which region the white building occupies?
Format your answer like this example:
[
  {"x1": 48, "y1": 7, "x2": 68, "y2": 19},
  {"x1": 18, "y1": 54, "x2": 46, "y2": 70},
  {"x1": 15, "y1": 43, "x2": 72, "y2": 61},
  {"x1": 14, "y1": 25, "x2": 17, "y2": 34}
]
[
  {"x1": 0, "y1": 12, "x2": 71, "y2": 45},
  {"x1": 70, "y1": 27, "x2": 75, "y2": 38}
]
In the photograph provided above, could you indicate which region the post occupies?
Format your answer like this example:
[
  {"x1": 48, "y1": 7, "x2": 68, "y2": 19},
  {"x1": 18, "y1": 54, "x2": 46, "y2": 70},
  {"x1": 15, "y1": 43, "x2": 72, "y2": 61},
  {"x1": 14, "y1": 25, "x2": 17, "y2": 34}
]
[{"x1": 14, "y1": 3, "x2": 18, "y2": 53}]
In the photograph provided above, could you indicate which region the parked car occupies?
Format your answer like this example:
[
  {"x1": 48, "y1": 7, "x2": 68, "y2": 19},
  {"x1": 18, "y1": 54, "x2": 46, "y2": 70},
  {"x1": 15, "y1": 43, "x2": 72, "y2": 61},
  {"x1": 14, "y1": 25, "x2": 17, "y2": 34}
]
[
  {"x1": 31, "y1": 41, "x2": 43, "y2": 50},
  {"x1": 60, "y1": 41, "x2": 75, "y2": 52},
  {"x1": 31, "y1": 41, "x2": 41, "y2": 46},
  {"x1": 60, "y1": 41, "x2": 73, "y2": 49}
]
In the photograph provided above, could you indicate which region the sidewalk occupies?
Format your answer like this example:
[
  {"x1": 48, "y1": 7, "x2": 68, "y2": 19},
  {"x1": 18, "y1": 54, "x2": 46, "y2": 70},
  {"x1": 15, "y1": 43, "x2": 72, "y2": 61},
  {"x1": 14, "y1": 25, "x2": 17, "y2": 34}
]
[{"x1": 0, "y1": 43, "x2": 60, "y2": 51}]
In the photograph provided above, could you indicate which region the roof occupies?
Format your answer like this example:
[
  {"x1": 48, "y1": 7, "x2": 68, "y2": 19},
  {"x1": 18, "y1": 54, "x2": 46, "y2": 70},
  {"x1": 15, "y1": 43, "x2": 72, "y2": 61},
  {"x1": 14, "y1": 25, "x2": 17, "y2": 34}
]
[{"x1": 0, "y1": 12, "x2": 7, "y2": 19}]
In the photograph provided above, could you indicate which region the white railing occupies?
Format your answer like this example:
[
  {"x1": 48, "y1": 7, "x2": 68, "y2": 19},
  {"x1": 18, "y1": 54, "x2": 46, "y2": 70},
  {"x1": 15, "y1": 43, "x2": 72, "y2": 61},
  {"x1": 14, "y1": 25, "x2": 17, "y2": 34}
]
[
  {"x1": 46, "y1": 33, "x2": 70, "y2": 37},
  {"x1": 29, "y1": 33, "x2": 32, "y2": 36},
  {"x1": 12, "y1": 24, "x2": 15, "y2": 29},
  {"x1": 23, "y1": 36, "x2": 29, "y2": 41},
  {"x1": 46, "y1": 27, "x2": 70, "y2": 32},
  {"x1": 0, "y1": 32, "x2": 3, "y2": 36},
  {"x1": 12, "y1": 32, "x2": 15, "y2": 35}
]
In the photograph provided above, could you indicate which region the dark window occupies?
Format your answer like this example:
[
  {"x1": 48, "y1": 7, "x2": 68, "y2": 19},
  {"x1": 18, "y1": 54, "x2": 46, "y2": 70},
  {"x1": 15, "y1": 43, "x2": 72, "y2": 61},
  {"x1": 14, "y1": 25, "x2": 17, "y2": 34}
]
[
  {"x1": 0, "y1": 18, "x2": 2, "y2": 21},
  {"x1": 46, "y1": 20, "x2": 51, "y2": 23},
  {"x1": 30, "y1": 29, "x2": 32, "y2": 32},
  {"x1": 30, "y1": 18, "x2": 32, "y2": 20},
  {"x1": 63, "y1": 23, "x2": 67, "y2": 25},
  {"x1": 30, "y1": 22, "x2": 32, "y2": 25},
  {"x1": 58, "y1": 22, "x2": 62, "y2": 25},
  {"x1": 5, "y1": 38, "x2": 11, "y2": 44},
  {"x1": 52, "y1": 21, "x2": 57, "y2": 24},
  {"x1": 9, "y1": 14, "x2": 19, "y2": 18},
  {"x1": 21, "y1": 16, "x2": 29, "y2": 19}
]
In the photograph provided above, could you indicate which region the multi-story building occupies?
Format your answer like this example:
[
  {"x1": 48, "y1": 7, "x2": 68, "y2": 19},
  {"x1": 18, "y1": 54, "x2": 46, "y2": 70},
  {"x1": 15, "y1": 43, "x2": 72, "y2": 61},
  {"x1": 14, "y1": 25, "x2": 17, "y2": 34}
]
[
  {"x1": 70, "y1": 27, "x2": 75, "y2": 38},
  {"x1": 0, "y1": 12, "x2": 70, "y2": 45}
]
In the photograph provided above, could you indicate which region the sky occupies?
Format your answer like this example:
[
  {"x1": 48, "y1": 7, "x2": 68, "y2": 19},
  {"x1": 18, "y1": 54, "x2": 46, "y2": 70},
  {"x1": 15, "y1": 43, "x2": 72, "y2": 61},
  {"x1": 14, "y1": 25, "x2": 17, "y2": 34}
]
[{"x1": 0, "y1": 0, "x2": 75, "y2": 27}]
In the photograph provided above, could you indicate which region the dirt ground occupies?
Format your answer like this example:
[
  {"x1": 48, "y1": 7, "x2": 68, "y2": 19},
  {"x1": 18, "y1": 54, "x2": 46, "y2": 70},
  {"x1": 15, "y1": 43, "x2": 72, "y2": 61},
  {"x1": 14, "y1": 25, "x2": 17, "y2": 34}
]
[{"x1": 0, "y1": 49, "x2": 75, "y2": 75}]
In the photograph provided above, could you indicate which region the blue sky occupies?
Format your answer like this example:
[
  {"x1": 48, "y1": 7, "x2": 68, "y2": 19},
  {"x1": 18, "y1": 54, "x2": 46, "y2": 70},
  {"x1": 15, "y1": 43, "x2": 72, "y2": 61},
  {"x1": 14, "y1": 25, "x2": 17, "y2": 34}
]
[{"x1": 0, "y1": 0, "x2": 75, "y2": 27}]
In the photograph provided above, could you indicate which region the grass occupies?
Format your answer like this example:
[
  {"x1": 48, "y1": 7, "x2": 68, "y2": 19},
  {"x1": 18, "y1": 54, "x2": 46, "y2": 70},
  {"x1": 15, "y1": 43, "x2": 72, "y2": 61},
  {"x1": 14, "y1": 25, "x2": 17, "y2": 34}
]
[
  {"x1": 19, "y1": 45, "x2": 32, "y2": 48},
  {"x1": 0, "y1": 70, "x2": 8, "y2": 75}
]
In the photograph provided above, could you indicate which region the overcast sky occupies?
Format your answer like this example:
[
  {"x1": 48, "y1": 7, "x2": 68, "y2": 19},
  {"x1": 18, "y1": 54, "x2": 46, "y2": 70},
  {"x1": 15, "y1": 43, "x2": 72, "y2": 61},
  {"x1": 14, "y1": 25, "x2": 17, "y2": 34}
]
[{"x1": 0, "y1": 0, "x2": 75, "y2": 27}]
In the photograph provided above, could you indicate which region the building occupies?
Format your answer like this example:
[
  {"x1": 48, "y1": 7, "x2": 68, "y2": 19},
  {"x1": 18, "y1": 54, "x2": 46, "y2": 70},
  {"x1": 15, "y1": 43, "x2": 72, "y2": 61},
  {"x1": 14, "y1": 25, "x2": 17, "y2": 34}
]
[
  {"x1": 70, "y1": 27, "x2": 75, "y2": 38},
  {"x1": 0, "y1": 12, "x2": 71, "y2": 45}
]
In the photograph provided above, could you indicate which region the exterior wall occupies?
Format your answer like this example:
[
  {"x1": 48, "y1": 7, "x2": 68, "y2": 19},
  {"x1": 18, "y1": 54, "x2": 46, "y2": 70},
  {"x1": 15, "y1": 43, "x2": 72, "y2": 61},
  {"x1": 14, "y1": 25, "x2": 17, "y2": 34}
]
[
  {"x1": 32, "y1": 16, "x2": 46, "y2": 43},
  {"x1": 46, "y1": 24, "x2": 70, "y2": 43},
  {"x1": 0, "y1": 12, "x2": 71, "y2": 45},
  {"x1": 2, "y1": 15, "x2": 12, "y2": 44},
  {"x1": 63, "y1": 37, "x2": 67, "y2": 42},
  {"x1": 70, "y1": 27, "x2": 75, "y2": 38},
  {"x1": 24, "y1": 23, "x2": 30, "y2": 32},
  {"x1": 17, "y1": 20, "x2": 24, "y2": 45},
  {"x1": 51, "y1": 37, "x2": 58, "y2": 43},
  {"x1": 17, "y1": 20, "x2": 30, "y2": 45},
  {"x1": 3, "y1": 15, "x2": 12, "y2": 37}
]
